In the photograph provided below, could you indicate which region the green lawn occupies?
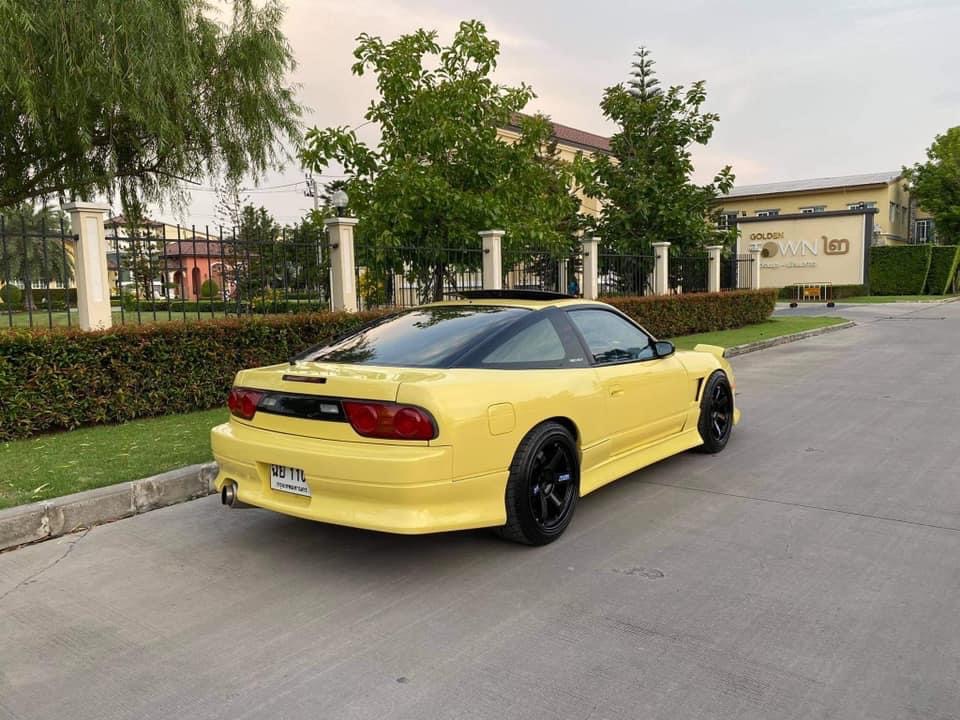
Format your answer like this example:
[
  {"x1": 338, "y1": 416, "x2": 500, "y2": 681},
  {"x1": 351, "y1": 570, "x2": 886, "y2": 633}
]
[
  {"x1": 1, "y1": 314, "x2": 850, "y2": 509},
  {"x1": 0, "y1": 408, "x2": 228, "y2": 509},
  {"x1": 836, "y1": 294, "x2": 958, "y2": 303},
  {"x1": 671, "y1": 315, "x2": 847, "y2": 350}
]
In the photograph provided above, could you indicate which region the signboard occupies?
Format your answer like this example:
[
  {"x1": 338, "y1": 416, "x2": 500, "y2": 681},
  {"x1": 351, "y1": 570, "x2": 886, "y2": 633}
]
[{"x1": 736, "y1": 213, "x2": 867, "y2": 288}]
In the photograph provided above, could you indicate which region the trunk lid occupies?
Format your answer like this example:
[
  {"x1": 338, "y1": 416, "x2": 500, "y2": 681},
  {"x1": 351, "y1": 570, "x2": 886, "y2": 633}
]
[{"x1": 233, "y1": 361, "x2": 444, "y2": 443}]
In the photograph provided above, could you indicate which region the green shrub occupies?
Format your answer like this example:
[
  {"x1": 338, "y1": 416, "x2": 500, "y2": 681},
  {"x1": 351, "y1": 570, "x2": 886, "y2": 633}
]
[
  {"x1": 0, "y1": 284, "x2": 23, "y2": 307},
  {"x1": 603, "y1": 289, "x2": 777, "y2": 338},
  {"x1": 199, "y1": 279, "x2": 220, "y2": 298},
  {"x1": 870, "y1": 246, "x2": 932, "y2": 295},
  {"x1": 0, "y1": 310, "x2": 390, "y2": 441},
  {"x1": 923, "y1": 246, "x2": 960, "y2": 295},
  {"x1": 29, "y1": 288, "x2": 78, "y2": 310}
]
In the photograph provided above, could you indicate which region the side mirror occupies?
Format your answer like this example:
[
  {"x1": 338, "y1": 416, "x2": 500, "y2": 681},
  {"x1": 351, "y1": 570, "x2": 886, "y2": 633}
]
[{"x1": 653, "y1": 340, "x2": 675, "y2": 358}]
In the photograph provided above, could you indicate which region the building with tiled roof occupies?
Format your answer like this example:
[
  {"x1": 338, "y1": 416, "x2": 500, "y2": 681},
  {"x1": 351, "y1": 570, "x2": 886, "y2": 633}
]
[
  {"x1": 714, "y1": 171, "x2": 933, "y2": 246},
  {"x1": 498, "y1": 113, "x2": 611, "y2": 217}
]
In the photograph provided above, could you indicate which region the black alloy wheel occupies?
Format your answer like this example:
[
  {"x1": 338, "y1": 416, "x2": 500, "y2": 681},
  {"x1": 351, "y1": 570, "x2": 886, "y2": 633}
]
[
  {"x1": 696, "y1": 371, "x2": 734, "y2": 454},
  {"x1": 498, "y1": 421, "x2": 579, "y2": 545},
  {"x1": 528, "y1": 437, "x2": 577, "y2": 532}
]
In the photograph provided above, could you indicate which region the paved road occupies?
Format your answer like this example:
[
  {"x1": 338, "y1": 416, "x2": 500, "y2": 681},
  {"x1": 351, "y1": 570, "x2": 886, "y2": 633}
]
[{"x1": 3, "y1": 301, "x2": 960, "y2": 720}]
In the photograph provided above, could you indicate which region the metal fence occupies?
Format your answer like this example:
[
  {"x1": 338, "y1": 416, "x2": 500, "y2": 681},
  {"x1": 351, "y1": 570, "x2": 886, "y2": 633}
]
[
  {"x1": 0, "y1": 219, "x2": 331, "y2": 329},
  {"x1": 2, "y1": 212, "x2": 756, "y2": 330},
  {"x1": 0, "y1": 216, "x2": 80, "y2": 329},
  {"x1": 107, "y1": 222, "x2": 330, "y2": 326},
  {"x1": 354, "y1": 243, "x2": 484, "y2": 309},
  {"x1": 721, "y1": 254, "x2": 753, "y2": 291},
  {"x1": 598, "y1": 246, "x2": 655, "y2": 296},
  {"x1": 503, "y1": 242, "x2": 582, "y2": 296},
  {"x1": 669, "y1": 255, "x2": 710, "y2": 294}
]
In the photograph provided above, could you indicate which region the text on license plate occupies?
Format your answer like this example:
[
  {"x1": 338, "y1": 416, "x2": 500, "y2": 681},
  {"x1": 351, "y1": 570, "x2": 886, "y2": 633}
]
[{"x1": 269, "y1": 464, "x2": 310, "y2": 497}]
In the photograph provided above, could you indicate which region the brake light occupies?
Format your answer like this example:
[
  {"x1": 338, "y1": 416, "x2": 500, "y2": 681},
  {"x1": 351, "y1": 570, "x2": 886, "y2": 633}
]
[
  {"x1": 227, "y1": 388, "x2": 264, "y2": 420},
  {"x1": 342, "y1": 401, "x2": 436, "y2": 440}
]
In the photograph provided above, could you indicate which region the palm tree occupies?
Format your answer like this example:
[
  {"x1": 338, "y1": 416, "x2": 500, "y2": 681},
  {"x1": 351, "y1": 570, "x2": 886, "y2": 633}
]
[{"x1": 0, "y1": 202, "x2": 75, "y2": 311}]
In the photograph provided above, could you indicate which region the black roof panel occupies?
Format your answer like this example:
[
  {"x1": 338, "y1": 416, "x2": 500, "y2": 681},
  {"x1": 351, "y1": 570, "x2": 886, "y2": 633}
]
[{"x1": 458, "y1": 289, "x2": 573, "y2": 301}]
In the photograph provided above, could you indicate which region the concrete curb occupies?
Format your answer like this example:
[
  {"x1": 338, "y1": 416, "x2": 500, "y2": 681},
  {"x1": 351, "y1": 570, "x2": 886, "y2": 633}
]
[
  {"x1": 724, "y1": 320, "x2": 856, "y2": 358},
  {"x1": 0, "y1": 462, "x2": 218, "y2": 552}
]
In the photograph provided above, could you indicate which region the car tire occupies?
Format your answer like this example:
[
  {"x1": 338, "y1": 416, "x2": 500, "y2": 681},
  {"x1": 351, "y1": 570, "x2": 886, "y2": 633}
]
[
  {"x1": 496, "y1": 421, "x2": 579, "y2": 546},
  {"x1": 695, "y1": 371, "x2": 734, "y2": 454}
]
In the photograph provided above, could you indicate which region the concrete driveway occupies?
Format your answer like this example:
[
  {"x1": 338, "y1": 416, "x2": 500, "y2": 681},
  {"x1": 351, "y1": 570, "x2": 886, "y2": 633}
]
[{"x1": 2, "y1": 301, "x2": 960, "y2": 720}]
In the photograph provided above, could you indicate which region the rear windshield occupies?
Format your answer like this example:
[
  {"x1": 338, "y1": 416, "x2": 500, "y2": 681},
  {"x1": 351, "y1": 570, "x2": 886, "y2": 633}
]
[{"x1": 302, "y1": 306, "x2": 529, "y2": 367}]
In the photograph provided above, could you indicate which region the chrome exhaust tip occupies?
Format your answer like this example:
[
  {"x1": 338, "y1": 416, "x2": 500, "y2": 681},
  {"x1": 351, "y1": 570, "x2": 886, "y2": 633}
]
[{"x1": 221, "y1": 482, "x2": 251, "y2": 509}]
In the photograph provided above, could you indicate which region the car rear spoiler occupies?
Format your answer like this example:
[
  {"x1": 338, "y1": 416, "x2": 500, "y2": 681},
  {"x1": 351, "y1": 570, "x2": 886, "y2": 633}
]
[{"x1": 693, "y1": 343, "x2": 726, "y2": 360}]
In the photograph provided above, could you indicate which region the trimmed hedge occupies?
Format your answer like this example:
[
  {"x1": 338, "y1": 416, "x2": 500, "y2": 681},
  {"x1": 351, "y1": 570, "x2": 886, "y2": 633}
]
[
  {"x1": 1, "y1": 290, "x2": 776, "y2": 440},
  {"x1": 870, "y1": 246, "x2": 932, "y2": 295},
  {"x1": 924, "y1": 246, "x2": 960, "y2": 295},
  {"x1": 603, "y1": 289, "x2": 777, "y2": 338},
  {"x1": 0, "y1": 311, "x2": 388, "y2": 441}
]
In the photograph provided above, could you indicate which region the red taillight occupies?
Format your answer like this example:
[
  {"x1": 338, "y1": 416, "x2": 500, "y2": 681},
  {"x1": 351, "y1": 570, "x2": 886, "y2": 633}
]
[
  {"x1": 227, "y1": 387, "x2": 264, "y2": 420},
  {"x1": 342, "y1": 401, "x2": 436, "y2": 440}
]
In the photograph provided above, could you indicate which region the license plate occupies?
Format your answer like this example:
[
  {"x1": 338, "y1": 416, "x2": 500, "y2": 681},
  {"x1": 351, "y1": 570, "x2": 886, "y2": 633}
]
[{"x1": 269, "y1": 464, "x2": 310, "y2": 497}]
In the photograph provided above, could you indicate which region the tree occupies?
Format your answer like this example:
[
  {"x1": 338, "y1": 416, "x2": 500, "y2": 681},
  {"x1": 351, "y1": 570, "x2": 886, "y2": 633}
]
[
  {"x1": 576, "y1": 46, "x2": 735, "y2": 258},
  {"x1": 299, "y1": 20, "x2": 581, "y2": 301},
  {"x1": 904, "y1": 127, "x2": 960, "y2": 243},
  {"x1": 233, "y1": 205, "x2": 280, "y2": 298},
  {"x1": 114, "y1": 200, "x2": 163, "y2": 300},
  {"x1": 0, "y1": 0, "x2": 302, "y2": 210},
  {"x1": 215, "y1": 178, "x2": 252, "y2": 230},
  {"x1": 0, "y1": 203, "x2": 74, "y2": 310}
]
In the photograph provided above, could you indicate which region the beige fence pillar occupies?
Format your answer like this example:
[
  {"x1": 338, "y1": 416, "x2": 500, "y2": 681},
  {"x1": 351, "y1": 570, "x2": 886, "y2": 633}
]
[
  {"x1": 63, "y1": 201, "x2": 112, "y2": 331},
  {"x1": 479, "y1": 230, "x2": 504, "y2": 290},
  {"x1": 581, "y1": 236, "x2": 599, "y2": 300},
  {"x1": 706, "y1": 245, "x2": 723, "y2": 293},
  {"x1": 748, "y1": 243, "x2": 762, "y2": 289},
  {"x1": 652, "y1": 241, "x2": 671, "y2": 295},
  {"x1": 325, "y1": 216, "x2": 358, "y2": 312}
]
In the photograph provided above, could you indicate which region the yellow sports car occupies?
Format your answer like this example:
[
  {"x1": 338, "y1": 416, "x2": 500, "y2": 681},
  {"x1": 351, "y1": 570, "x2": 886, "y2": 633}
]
[{"x1": 211, "y1": 291, "x2": 739, "y2": 545}]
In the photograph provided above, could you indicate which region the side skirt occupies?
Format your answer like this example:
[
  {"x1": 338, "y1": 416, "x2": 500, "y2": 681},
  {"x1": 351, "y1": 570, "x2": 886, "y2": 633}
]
[{"x1": 579, "y1": 428, "x2": 703, "y2": 496}]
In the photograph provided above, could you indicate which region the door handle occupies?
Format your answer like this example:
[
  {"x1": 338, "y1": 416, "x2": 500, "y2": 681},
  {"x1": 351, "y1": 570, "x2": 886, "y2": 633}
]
[{"x1": 609, "y1": 386, "x2": 625, "y2": 398}]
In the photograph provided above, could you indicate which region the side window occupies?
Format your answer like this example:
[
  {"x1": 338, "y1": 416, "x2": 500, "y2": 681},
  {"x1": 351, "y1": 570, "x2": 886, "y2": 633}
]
[
  {"x1": 482, "y1": 317, "x2": 567, "y2": 366},
  {"x1": 568, "y1": 309, "x2": 655, "y2": 365}
]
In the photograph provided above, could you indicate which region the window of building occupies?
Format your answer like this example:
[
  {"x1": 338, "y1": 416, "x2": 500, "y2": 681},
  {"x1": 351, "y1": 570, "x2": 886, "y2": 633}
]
[
  {"x1": 848, "y1": 201, "x2": 876, "y2": 211},
  {"x1": 800, "y1": 206, "x2": 826, "y2": 214},
  {"x1": 717, "y1": 212, "x2": 738, "y2": 230},
  {"x1": 916, "y1": 219, "x2": 932, "y2": 243},
  {"x1": 756, "y1": 209, "x2": 780, "y2": 217}
]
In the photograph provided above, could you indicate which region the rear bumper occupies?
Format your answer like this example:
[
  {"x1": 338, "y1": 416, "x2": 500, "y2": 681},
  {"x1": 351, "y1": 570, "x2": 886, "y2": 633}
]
[{"x1": 211, "y1": 422, "x2": 508, "y2": 534}]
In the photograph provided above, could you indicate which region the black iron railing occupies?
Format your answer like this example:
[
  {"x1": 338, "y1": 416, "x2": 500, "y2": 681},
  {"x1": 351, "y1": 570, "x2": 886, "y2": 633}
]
[
  {"x1": 721, "y1": 254, "x2": 753, "y2": 291},
  {"x1": 0, "y1": 215, "x2": 79, "y2": 329},
  {"x1": 670, "y1": 255, "x2": 709, "y2": 294},
  {"x1": 503, "y1": 243, "x2": 583, "y2": 296},
  {"x1": 354, "y1": 243, "x2": 484, "y2": 309},
  {"x1": 598, "y1": 249, "x2": 655, "y2": 296},
  {"x1": 106, "y1": 222, "x2": 330, "y2": 326}
]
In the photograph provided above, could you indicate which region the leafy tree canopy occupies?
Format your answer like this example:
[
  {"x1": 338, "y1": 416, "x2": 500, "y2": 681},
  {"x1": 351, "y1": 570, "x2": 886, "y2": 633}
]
[
  {"x1": 0, "y1": 0, "x2": 303, "y2": 211},
  {"x1": 299, "y1": 20, "x2": 581, "y2": 258},
  {"x1": 904, "y1": 127, "x2": 960, "y2": 243},
  {"x1": 577, "y1": 46, "x2": 734, "y2": 254}
]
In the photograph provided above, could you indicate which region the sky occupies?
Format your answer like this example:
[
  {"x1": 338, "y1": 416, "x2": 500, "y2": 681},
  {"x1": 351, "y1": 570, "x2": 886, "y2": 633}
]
[{"x1": 158, "y1": 0, "x2": 960, "y2": 228}]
